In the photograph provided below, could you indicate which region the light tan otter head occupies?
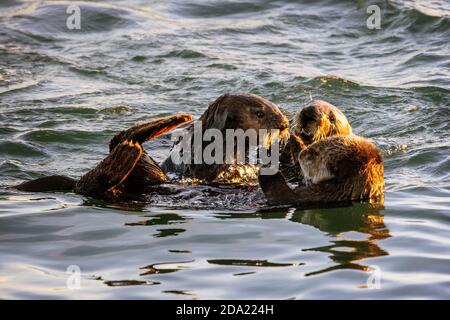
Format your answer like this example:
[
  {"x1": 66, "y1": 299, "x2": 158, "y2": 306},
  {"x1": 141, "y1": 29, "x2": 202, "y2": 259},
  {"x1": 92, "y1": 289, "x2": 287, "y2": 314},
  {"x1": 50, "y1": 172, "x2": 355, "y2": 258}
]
[
  {"x1": 292, "y1": 100, "x2": 352, "y2": 146},
  {"x1": 201, "y1": 93, "x2": 289, "y2": 135}
]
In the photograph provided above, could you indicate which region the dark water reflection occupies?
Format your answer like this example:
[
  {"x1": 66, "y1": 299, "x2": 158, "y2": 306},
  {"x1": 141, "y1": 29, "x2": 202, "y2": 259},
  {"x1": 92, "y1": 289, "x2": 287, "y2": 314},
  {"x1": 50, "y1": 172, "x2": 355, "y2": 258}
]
[
  {"x1": 295, "y1": 204, "x2": 389, "y2": 276},
  {"x1": 216, "y1": 203, "x2": 390, "y2": 278},
  {"x1": 98, "y1": 201, "x2": 391, "y2": 290},
  {"x1": 140, "y1": 260, "x2": 195, "y2": 276},
  {"x1": 76, "y1": 201, "x2": 390, "y2": 293}
]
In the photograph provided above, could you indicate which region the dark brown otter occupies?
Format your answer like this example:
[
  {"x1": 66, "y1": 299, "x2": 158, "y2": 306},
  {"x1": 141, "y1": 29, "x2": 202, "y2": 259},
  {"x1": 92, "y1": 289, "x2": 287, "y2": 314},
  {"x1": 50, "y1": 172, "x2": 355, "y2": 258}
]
[
  {"x1": 16, "y1": 114, "x2": 193, "y2": 200},
  {"x1": 260, "y1": 101, "x2": 384, "y2": 207},
  {"x1": 161, "y1": 93, "x2": 289, "y2": 184}
]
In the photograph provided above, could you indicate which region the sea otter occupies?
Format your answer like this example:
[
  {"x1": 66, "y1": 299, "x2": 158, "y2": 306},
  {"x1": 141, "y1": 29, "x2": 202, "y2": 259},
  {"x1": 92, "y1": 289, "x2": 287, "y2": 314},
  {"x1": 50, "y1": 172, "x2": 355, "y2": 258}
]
[
  {"x1": 16, "y1": 114, "x2": 193, "y2": 200},
  {"x1": 259, "y1": 100, "x2": 384, "y2": 207},
  {"x1": 15, "y1": 93, "x2": 289, "y2": 201},
  {"x1": 279, "y1": 99, "x2": 352, "y2": 182},
  {"x1": 161, "y1": 93, "x2": 289, "y2": 185}
]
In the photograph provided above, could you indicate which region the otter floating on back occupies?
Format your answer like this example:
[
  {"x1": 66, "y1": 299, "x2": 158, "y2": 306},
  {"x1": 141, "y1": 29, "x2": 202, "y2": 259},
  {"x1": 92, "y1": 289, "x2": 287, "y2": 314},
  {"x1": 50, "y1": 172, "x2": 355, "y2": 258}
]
[
  {"x1": 15, "y1": 93, "x2": 290, "y2": 202},
  {"x1": 259, "y1": 100, "x2": 384, "y2": 207},
  {"x1": 16, "y1": 97, "x2": 384, "y2": 209},
  {"x1": 162, "y1": 93, "x2": 289, "y2": 185}
]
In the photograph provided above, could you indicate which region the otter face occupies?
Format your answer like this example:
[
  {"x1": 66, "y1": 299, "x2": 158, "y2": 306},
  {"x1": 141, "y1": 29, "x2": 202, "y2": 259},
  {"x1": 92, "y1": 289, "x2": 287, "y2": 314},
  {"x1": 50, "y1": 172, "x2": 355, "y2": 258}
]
[
  {"x1": 293, "y1": 100, "x2": 352, "y2": 145},
  {"x1": 216, "y1": 93, "x2": 289, "y2": 133}
]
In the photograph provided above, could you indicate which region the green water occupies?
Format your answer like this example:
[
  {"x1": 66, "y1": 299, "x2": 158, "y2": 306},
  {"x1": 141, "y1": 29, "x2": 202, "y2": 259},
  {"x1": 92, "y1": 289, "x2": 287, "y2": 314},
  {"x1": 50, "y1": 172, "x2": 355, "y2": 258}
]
[{"x1": 0, "y1": 0, "x2": 449, "y2": 299}]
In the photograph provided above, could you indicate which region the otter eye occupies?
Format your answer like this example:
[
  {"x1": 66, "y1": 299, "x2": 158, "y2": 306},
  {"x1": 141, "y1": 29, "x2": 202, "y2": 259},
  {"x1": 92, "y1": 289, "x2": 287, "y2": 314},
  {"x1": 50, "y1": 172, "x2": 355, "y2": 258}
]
[
  {"x1": 329, "y1": 113, "x2": 336, "y2": 122},
  {"x1": 256, "y1": 111, "x2": 265, "y2": 118}
]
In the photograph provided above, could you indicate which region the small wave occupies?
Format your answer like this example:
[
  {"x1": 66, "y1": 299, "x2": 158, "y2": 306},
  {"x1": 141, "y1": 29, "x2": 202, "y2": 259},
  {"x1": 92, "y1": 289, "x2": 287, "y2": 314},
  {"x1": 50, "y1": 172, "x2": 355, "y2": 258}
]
[
  {"x1": 99, "y1": 105, "x2": 134, "y2": 115},
  {"x1": 0, "y1": 196, "x2": 70, "y2": 218},
  {"x1": 10, "y1": 2, "x2": 143, "y2": 39},
  {"x1": 0, "y1": 80, "x2": 41, "y2": 95},
  {"x1": 389, "y1": 0, "x2": 450, "y2": 18},
  {"x1": 158, "y1": 49, "x2": 209, "y2": 59},
  {"x1": 0, "y1": 141, "x2": 47, "y2": 158},
  {"x1": 304, "y1": 75, "x2": 361, "y2": 90},
  {"x1": 130, "y1": 55, "x2": 147, "y2": 62},
  {"x1": 68, "y1": 65, "x2": 108, "y2": 77},
  {"x1": 386, "y1": 0, "x2": 450, "y2": 33},
  {"x1": 20, "y1": 129, "x2": 105, "y2": 145},
  {"x1": 0, "y1": 0, "x2": 25, "y2": 9},
  {"x1": 413, "y1": 82, "x2": 449, "y2": 91},
  {"x1": 206, "y1": 63, "x2": 238, "y2": 70},
  {"x1": 0, "y1": 127, "x2": 21, "y2": 136},
  {"x1": 167, "y1": 0, "x2": 278, "y2": 19},
  {"x1": 0, "y1": 160, "x2": 28, "y2": 180}
]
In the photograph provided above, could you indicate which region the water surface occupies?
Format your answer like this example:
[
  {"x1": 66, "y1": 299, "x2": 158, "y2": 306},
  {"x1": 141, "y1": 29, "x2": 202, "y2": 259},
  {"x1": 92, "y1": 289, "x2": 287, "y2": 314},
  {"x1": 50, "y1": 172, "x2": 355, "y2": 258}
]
[{"x1": 0, "y1": 0, "x2": 449, "y2": 299}]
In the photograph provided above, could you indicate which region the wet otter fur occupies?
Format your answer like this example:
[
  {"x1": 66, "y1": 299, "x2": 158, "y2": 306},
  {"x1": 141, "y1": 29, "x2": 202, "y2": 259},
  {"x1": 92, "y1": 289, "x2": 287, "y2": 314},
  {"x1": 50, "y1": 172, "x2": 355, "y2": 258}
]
[
  {"x1": 260, "y1": 100, "x2": 384, "y2": 207},
  {"x1": 162, "y1": 93, "x2": 289, "y2": 184},
  {"x1": 280, "y1": 99, "x2": 352, "y2": 182}
]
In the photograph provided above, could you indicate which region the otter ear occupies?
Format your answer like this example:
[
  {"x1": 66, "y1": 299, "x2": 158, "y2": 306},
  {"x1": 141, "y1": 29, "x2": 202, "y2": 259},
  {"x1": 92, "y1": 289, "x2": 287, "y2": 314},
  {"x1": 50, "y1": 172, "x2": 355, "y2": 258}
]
[
  {"x1": 329, "y1": 112, "x2": 336, "y2": 122},
  {"x1": 201, "y1": 94, "x2": 229, "y2": 130},
  {"x1": 212, "y1": 106, "x2": 228, "y2": 130}
]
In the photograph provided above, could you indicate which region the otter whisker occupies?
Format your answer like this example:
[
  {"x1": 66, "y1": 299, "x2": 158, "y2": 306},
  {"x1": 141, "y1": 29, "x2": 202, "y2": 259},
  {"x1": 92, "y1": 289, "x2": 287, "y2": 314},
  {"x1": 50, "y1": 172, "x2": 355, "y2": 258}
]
[
  {"x1": 279, "y1": 128, "x2": 290, "y2": 142},
  {"x1": 262, "y1": 131, "x2": 276, "y2": 149},
  {"x1": 262, "y1": 129, "x2": 288, "y2": 149},
  {"x1": 301, "y1": 128, "x2": 311, "y2": 137}
]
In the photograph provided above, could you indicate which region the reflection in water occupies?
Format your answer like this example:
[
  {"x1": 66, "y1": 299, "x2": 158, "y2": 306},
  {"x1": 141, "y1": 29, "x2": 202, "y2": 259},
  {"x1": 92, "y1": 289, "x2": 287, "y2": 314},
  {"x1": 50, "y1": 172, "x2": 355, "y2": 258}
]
[
  {"x1": 163, "y1": 290, "x2": 195, "y2": 297},
  {"x1": 154, "y1": 228, "x2": 186, "y2": 238},
  {"x1": 218, "y1": 202, "x2": 390, "y2": 278},
  {"x1": 104, "y1": 280, "x2": 160, "y2": 287},
  {"x1": 169, "y1": 250, "x2": 192, "y2": 254},
  {"x1": 214, "y1": 210, "x2": 289, "y2": 220},
  {"x1": 125, "y1": 213, "x2": 188, "y2": 226},
  {"x1": 233, "y1": 271, "x2": 256, "y2": 276},
  {"x1": 140, "y1": 260, "x2": 195, "y2": 276},
  {"x1": 303, "y1": 240, "x2": 388, "y2": 276},
  {"x1": 208, "y1": 259, "x2": 303, "y2": 267},
  {"x1": 125, "y1": 212, "x2": 188, "y2": 238},
  {"x1": 82, "y1": 198, "x2": 148, "y2": 212},
  {"x1": 291, "y1": 203, "x2": 390, "y2": 277},
  {"x1": 110, "y1": 202, "x2": 389, "y2": 288}
]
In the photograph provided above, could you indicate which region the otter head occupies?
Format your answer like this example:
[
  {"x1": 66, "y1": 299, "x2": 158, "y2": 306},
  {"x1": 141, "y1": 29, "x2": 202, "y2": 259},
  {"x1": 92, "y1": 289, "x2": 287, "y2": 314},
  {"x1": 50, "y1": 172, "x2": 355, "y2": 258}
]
[
  {"x1": 293, "y1": 100, "x2": 352, "y2": 146},
  {"x1": 201, "y1": 93, "x2": 289, "y2": 136}
]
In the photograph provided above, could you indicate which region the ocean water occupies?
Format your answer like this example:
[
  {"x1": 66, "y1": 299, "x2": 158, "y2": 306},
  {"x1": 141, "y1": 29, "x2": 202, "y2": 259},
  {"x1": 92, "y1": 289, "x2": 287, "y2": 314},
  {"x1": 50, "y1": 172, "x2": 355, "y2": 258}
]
[{"x1": 0, "y1": 0, "x2": 449, "y2": 299}]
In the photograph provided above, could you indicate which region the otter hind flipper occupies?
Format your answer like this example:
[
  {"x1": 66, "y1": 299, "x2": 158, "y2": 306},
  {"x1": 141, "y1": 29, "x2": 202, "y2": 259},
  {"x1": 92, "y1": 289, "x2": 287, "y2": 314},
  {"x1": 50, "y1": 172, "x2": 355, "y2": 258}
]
[
  {"x1": 16, "y1": 175, "x2": 77, "y2": 192},
  {"x1": 75, "y1": 140, "x2": 143, "y2": 198},
  {"x1": 106, "y1": 114, "x2": 193, "y2": 190},
  {"x1": 109, "y1": 114, "x2": 193, "y2": 151}
]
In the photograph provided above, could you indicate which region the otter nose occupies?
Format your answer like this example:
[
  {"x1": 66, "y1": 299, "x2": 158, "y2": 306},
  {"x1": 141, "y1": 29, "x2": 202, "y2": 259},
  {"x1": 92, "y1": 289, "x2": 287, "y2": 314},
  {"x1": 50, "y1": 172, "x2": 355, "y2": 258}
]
[{"x1": 301, "y1": 106, "x2": 320, "y2": 122}]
